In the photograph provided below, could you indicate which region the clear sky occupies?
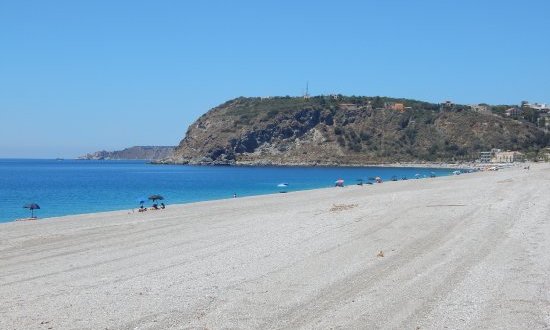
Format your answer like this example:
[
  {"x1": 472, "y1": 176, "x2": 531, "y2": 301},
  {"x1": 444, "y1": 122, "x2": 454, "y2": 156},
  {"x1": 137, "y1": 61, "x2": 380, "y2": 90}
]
[{"x1": 1, "y1": 0, "x2": 548, "y2": 158}]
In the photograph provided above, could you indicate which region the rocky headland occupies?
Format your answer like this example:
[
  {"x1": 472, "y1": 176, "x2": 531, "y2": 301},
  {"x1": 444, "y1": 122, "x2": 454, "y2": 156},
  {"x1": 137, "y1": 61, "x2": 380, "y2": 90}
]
[
  {"x1": 160, "y1": 96, "x2": 548, "y2": 166},
  {"x1": 79, "y1": 146, "x2": 175, "y2": 160}
]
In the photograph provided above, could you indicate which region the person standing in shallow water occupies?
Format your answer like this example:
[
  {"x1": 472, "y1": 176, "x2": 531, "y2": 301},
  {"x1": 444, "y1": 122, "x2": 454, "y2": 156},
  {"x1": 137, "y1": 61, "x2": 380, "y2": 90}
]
[{"x1": 233, "y1": 193, "x2": 237, "y2": 198}]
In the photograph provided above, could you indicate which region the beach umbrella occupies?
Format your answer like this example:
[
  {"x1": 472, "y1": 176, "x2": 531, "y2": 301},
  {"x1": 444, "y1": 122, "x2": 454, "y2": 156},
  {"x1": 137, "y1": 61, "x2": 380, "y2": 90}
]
[
  {"x1": 23, "y1": 203, "x2": 40, "y2": 218},
  {"x1": 137, "y1": 197, "x2": 146, "y2": 204},
  {"x1": 148, "y1": 194, "x2": 164, "y2": 203}
]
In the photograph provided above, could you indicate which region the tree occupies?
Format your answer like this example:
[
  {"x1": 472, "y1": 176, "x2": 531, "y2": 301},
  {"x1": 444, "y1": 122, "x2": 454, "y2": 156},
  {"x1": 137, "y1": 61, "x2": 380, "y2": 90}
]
[{"x1": 523, "y1": 108, "x2": 539, "y2": 124}]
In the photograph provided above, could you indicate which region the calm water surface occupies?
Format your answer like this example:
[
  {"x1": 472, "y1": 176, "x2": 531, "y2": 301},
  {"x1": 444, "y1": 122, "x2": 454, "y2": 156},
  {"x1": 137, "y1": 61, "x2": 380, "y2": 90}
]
[{"x1": 0, "y1": 159, "x2": 459, "y2": 222}]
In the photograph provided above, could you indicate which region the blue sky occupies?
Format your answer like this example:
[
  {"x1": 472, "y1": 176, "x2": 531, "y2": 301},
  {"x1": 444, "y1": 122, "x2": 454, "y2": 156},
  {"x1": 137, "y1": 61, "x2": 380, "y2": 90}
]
[{"x1": 0, "y1": 0, "x2": 548, "y2": 158}]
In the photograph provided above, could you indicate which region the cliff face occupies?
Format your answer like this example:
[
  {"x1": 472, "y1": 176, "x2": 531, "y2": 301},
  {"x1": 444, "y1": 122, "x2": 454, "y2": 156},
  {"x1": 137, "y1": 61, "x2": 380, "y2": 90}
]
[
  {"x1": 167, "y1": 96, "x2": 548, "y2": 165},
  {"x1": 79, "y1": 146, "x2": 175, "y2": 160}
]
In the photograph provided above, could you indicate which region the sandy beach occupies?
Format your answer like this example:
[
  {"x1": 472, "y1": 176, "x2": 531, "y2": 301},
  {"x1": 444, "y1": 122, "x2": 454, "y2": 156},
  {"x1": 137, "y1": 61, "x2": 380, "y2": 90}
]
[{"x1": 1, "y1": 164, "x2": 549, "y2": 329}]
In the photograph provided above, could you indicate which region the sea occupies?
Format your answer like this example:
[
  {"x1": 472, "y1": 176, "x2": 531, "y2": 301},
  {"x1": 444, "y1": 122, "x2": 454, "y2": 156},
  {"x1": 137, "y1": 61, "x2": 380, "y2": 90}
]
[{"x1": 0, "y1": 159, "x2": 459, "y2": 223}]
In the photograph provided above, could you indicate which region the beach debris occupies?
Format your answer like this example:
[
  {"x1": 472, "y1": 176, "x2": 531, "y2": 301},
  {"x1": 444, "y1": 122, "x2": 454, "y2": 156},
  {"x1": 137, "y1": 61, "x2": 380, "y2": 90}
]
[
  {"x1": 377, "y1": 250, "x2": 384, "y2": 257},
  {"x1": 330, "y1": 203, "x2": 358, "y2": 212},
  {"x1": 426, "y1": 204, "x2": 465, "y2": 207}
]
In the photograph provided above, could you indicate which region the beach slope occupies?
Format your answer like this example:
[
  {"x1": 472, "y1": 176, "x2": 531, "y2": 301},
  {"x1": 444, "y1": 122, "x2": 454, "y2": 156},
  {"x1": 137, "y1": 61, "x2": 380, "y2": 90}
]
[{"x1": 1, "y1": 165, "x2": 549, "y2": 329}]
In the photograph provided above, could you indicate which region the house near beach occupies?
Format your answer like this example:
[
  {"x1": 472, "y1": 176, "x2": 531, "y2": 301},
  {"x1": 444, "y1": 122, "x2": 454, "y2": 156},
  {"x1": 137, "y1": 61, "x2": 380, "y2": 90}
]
[
  {"x1": 480, "y1": 151, "x2": 493, "y2": 163},
  {"x1": 505, "y1": 107, "x2": 523, "y2": 117},
  {"x1": 522, "y1": 101, "x2": 550, "y2": 111},
  {"x1": 480, "y1": 149, "x2": 523, "y2": 163},
  {"x1": 439, "y1": 100, "x2": 454, "y2": 112},
  {"x1": 492, "y1": 151, "x2": 524, "y2": 163}
]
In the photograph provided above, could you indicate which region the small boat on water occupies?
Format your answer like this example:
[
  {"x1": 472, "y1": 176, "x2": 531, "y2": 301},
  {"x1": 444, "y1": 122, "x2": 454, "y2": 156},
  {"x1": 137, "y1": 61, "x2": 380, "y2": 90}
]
[{"x1": 277, "y1": 183, "x2": 289, "y2": 193}]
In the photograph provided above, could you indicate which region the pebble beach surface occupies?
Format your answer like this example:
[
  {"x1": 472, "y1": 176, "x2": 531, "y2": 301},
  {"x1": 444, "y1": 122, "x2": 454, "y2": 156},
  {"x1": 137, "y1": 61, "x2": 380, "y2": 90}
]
[{"x1": 1, "y1": 164, "x2": 549, "y2": 329}]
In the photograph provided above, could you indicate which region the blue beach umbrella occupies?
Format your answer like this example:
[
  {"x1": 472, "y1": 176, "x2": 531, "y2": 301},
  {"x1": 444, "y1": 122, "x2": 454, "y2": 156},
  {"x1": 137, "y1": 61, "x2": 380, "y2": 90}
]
[
  {"x1": 148, "y1": 195, "x2": 164, "y2": 203},
  {"x1": 23, "y1": 203, "x2": 40, "y2": 218}
]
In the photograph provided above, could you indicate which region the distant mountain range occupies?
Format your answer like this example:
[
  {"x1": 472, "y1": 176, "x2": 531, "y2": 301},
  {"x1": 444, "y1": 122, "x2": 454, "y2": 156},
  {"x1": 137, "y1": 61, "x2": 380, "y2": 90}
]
[
  {"x1": 157, "y1": 96, "x2": 548, "y2": 165},
  {"x1": 79, "y1": 146, "x2": 175, "y2": 160}
]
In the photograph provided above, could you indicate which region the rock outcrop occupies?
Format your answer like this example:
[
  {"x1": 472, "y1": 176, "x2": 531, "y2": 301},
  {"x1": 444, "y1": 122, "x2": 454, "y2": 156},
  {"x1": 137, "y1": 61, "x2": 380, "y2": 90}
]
[{"x1": 164, "y1": 96, "x2": 548, "y2": 165}]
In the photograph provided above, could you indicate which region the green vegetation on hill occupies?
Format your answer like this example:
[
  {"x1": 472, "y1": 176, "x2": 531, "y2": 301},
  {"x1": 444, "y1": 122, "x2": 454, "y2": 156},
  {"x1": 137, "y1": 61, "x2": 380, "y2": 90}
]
[{"x1": 169, "y1": 96, "x2": 549, "y2": 165}]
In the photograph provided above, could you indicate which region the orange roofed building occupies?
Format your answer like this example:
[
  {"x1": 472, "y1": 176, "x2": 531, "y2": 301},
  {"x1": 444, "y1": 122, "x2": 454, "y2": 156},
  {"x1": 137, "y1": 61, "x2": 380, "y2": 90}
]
[{"x1": 384, "y1": 102, "x2": 405, "y2": 112}]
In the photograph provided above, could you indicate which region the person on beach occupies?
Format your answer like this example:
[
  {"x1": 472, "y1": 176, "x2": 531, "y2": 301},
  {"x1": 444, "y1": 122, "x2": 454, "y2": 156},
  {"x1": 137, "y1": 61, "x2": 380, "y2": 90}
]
[
  {"x1": 233, "y1": 193, "x2": 237, "y2": 198},
  {"x1": 160, "y1": 203, "x2": 165, "y2": 209}
]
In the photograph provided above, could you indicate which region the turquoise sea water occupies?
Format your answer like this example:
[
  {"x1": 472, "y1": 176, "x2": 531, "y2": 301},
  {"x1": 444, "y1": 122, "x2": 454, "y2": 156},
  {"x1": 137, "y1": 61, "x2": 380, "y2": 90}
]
[{"x1": 0, "y1": 159, "x2": 459, "y2": 223}]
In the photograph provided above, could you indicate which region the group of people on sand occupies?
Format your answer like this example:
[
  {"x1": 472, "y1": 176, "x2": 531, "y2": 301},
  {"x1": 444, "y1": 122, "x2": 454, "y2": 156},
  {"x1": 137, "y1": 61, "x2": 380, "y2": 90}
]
[{"x1": 138, "y1": 202, "x2": 165, "y2": 212}]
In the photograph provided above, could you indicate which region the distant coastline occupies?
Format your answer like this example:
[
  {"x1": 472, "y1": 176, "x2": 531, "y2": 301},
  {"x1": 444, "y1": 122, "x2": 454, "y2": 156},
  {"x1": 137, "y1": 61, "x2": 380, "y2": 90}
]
[{"x1": 79, "y1": 146, "x2": 175, "y2": 161}]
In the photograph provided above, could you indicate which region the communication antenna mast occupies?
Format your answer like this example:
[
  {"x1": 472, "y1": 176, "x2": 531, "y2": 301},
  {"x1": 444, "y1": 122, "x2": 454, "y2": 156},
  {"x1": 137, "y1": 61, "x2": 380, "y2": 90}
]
[{"x1": 304, "y1": 81, "x2": 310, "y2": 99}]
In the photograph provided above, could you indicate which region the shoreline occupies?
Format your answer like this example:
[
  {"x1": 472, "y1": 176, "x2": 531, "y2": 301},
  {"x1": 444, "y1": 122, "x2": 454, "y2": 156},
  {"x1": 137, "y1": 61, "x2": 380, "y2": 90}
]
[
  {"x1": 1, "y1": 163, "x2": 548, "y2": 328},
  {"x1": 151, "y1": 158, "x2": 480, "y2": 169},
  {"x1": 2, "y1": 164, "x2": 469, "y2": 224}
]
